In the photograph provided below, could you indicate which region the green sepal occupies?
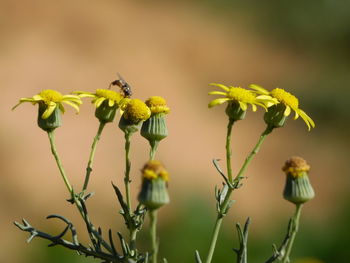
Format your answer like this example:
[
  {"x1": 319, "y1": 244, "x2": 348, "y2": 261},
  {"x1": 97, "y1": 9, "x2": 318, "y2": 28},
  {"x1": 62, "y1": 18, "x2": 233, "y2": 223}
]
[
  {"x1": 141, "y1": 113, "x2": 168, "y2": 142},
  {"x1": 225, "y1": 102, "x2": 246, "y2": 121},
  {"x1": 118, "y1": 115, "x2": 142, "y2": 135},
  {"x1": 283, "y1": 172, "x2": 315, "y2": 204},
  {"x1": 138, "y1": 177, "x2": 170, "y2": 210},
  {"x1": 37, "y1": 103, "x2": 62, "y2": 131},
  {"x1": 95, "y1": 100, "x2": 117, "y2": 123},
  {"x1": 264, "y1": 103, "x2": 288, "y2": 128}
]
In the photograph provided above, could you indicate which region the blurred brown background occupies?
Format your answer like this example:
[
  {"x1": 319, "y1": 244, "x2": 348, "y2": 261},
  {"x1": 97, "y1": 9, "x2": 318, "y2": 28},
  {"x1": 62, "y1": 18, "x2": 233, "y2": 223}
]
[{"x1": 1, "y1": 0, "x2": 349, "y2": 262}]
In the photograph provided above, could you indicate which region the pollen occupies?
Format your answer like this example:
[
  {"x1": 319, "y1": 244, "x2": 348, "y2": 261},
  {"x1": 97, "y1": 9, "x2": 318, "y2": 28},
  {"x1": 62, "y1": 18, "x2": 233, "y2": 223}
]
[
  {"x1": 270, "y1": 88, "x2": 299, "y2": 109},
  {"x1": 124, "y1": 99, "x2": 151, "y2": 123},
  {"x1": 96, "y1": 89, "x2": 123, "y2": 102},
  {"x1": 39, "y1": 90, "x2": 63, "y2": 103},
  {"x1": 145, "y1": 96, "x2": 170, "y2": 114},
  {"x1": 228, "y1": 87, "x2": 256, "y2": 103}
]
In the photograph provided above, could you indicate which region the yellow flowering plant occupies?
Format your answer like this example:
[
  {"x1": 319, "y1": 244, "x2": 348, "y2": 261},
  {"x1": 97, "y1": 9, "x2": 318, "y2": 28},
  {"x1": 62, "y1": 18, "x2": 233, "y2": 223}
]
[{"x1": 13, "y1": 78, "x2": 316, "y2": 263}]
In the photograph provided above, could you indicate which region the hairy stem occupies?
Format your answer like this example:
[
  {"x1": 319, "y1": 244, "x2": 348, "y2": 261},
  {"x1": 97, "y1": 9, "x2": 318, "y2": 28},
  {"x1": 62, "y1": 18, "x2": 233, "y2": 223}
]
[
  {"x1": 205, "y1": 124, "x2": 273, "y2": 263},
  {"x1": 82, "y1": 122, "x2": 106, "y2": 192},
  {"x1": 47, "y1": 131, "x2": 73, "y2": 194},
  {"x1": 282, "y1": 204, "x2": 303, "y2": 263},
  {"x1": 124, "y1": 133, "x2": 132, "y2": 214},
  {"x1": 150, "y1": 209, "x2": 158, "y2": 263}
]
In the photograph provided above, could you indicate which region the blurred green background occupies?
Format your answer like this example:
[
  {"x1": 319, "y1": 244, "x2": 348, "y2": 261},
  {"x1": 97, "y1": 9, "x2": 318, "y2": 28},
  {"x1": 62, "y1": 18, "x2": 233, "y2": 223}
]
[{"x1": 1, "y1": 0, "x2": 349, "y2": 262}]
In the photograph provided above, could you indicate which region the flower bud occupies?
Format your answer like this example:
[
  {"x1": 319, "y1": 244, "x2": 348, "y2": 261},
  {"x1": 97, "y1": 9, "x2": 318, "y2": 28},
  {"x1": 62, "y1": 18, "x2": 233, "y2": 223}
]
[
  {"x1": 118, "y1": 99, "x2": 151, "y2": 135},
  {"x1": 141, "y1": 96, "x2": 169, "y2": 142},
  {"x1": 225, "y1": 101, "x2": 246, "y2": 121},
  {"x1": 138, "y1": 160, "x2": 169, "y2": 210},
  {"x1": 283, "y1": 156, "x2": 315, "y2": 204},
  {"x1": 264, "y1": 103, "x2": 288, "y2": 128},
  {"x1": 95, "y1": 100, "x2": 117, "y2": 123},
  {"x1": 37, "y1": 102, "x2": 62, "y2": 131}
]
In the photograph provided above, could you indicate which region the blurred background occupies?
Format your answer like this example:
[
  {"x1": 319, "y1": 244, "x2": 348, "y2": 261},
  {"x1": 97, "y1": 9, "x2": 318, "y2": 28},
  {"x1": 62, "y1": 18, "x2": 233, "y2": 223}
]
[{"x1": 1, "y1": 0, "x2": 349, "y2": 262}]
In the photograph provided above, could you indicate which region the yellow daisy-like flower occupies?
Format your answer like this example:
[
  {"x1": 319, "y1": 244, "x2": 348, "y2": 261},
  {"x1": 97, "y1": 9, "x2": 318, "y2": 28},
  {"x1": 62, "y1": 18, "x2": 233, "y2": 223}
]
[
  {"x1": 74, "y1": 89, "x2": 123, "y2": 108},
  {"x1": 123, "y1": 99, "x2": 151, "y2": 124},
  {"x1": 250, "y1": 85, "x2": 315, "y2": 130},
  {"x1": 145, "y1": 96, "x2": 170, "y2": 114},
  {"x1": 208, "y1": 83, "x2": 274, "y2": 112},
  {"x1": 12, "y1": 89, "x2": 82, "y2": 119}
]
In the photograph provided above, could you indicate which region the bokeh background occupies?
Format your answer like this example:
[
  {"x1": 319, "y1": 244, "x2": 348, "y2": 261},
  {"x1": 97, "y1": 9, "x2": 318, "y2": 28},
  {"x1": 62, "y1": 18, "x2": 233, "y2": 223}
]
[{"x1": 1, "y1": 0, "x2": 349, "y2": 262}]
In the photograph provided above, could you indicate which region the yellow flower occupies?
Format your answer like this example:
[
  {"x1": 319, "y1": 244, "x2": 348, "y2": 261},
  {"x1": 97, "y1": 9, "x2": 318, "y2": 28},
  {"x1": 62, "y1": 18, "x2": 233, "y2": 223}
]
[
  {"x1": 208, "y1": 83, "x2": 274, "y2": 112},
  {"x1": 123, "y1": 99, "x2": 151, "y2": 124},
  {"x1": 250, "y1": 85, "x2": 315, "y2": 130},
  {"x1": 74, "y1": 89, "x2": 123, "y2": 108},
  {"x1": 12, "y1": 89, "x2": 82, "y2": 119},
  {"x1": 145, "y1": 96, "x2": 170, "y2": 114}
]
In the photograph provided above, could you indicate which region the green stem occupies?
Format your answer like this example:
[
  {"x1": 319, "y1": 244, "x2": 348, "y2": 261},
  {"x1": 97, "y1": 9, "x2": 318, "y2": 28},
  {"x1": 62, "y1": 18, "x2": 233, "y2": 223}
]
[
  {"x1": 150, "y1": 209, "x2": 158, "y2": 263},
  {"x1": 233, "y1": 125, "x2": 273, "y2": 183},
  {"x1": 47, "y1": 131, "x2": 73, "y2": 194},
  {"x1": 124, "y1": 133, "x2": 132, "y2": 213},
  {"x1": 282, "y1": 204, "x2": 303, "y2": 263},
  {"x1": 82, "y1": 122, "x2": 106, "y2": 192},
  {"x1": 205, "y1": 125, "x2": 273, "y2": 263},
  {"x1": 226, "y1": 118, "x2": 235, "y2": 182},
  {"x1": 150, "y1": 140, "x2": 160, "y2": 160}
]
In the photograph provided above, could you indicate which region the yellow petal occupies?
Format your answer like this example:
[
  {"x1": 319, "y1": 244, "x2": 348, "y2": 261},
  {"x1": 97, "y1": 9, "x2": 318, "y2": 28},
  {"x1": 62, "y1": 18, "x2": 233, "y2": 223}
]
[
  {"x1": 251, "y1": 104, "x2": 257, "y2": 112},
  {"x1": 284, "y1": 105, "x2": 291, "y2": 116},
  {"x1": 208, "y1": 91, "x2": 227, "y2": 96},
  {"x1": 59, "y1": 103, "x2": 65, "y2": 113},
  {"x1": 209, "y1": 83, "x2": 230, "y2": 91},
  {"x1": 108, "y1": 99, "x2": 115, "y2": 107},
  {"x1": 62, "y1": 95, "x2": 83, "y2": 104},
  {"x1": 238, "y1": 101, "x2": 247, "y2": 111},
  {"x1": 42, "y1": 102, "x2": 57, "y2": 119},
  {"x1": 299, "y1": 109, "x2": 315, "y2": 129},
  {"x1": 294, "y1": 110, "x2": 299, "y2": 120},
  {"x1": 32, "y1": 95, "x2": 43, "y2": 101},
  {"x1": 94, "y1": 97, "x2": 105, "y2": 108},
  {"x1": 208, "y1": 98, "x2": 229, "y2": 108},
  {"x1": 249, "y1": 84, "x2": 269, "y2": 94},
  {"x1": 62, "y1": 100, "x2": 80, "y2": 113}
]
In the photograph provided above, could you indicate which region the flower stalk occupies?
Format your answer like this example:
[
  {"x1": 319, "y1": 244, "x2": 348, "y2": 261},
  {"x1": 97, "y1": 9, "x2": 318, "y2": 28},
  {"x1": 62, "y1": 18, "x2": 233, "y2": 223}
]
[
  {"x1": 282, "y1": 204, "x2": 303, "y2": 263},
  {"x1": 150, "y1": 209, "x2": 159, "y2": 263},
  {"x1": 124, "y1": 133, "x2": 132, "y2": 212},
  {"x1": 82, "y1": 122, "x2": 106, "y2": 192}
]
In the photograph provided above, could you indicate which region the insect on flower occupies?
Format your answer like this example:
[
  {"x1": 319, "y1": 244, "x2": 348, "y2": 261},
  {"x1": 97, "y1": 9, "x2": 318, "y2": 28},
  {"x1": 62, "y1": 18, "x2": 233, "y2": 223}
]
[{"x1": 109, "y1": 73, "x2": 133, "y2": 98}]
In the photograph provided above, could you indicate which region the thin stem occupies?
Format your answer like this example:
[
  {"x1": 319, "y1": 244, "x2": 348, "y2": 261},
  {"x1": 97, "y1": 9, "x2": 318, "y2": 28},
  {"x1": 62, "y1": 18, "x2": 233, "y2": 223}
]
[
  {"x1": 282, "y1": 204, "x2": 303, "y2": 263},
  {"x1": 150, "y1": 140, "x2": 160, "y2": 160},
  {"x1": 149, "y1": 209, "x2": 158, "y2": 263},
  {"x1": 124, "y1": 133, "x2": 132, "y2": 213},
  {"x1": 233, "y1": 125, "x2": 273, "y2": 183},
  {"x1": 226, "y1": 118, "x2": 235, "y2": 182},
  {"x1": 47, "y1": 131, "x2": 73, "y2": 194},
  {"x1": 205, "y1": 125, "x2": 273, "y2": 263},
  {"x1": 82, "y1": 122, "x2": 106, "y2": 192}
]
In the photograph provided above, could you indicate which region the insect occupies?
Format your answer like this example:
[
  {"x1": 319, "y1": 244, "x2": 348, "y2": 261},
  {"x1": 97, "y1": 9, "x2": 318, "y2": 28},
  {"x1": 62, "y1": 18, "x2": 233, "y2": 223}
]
[{"x1": 109, "y1": 73, "x2": 132, "y2": 98}]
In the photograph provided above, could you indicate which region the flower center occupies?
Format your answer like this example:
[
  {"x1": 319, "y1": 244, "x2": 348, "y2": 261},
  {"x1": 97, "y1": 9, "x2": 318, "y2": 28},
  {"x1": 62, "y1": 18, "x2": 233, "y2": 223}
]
[
  {"x1": 96, "y1": 89, "x2": 122, "y2": 102},
  {"x1": 228, "y1": 87, "x2": 256, "y2": 103},
  {"x1": 270, "y1": 88, "x2": 299, "y2": 109},
  {"x1": 124, "y1": 99, "x2": 151, "y2": 123},
  {"x1": 39, "y1": 89, "x2": 63, "y2": 103},
  {"x1": 145, "y1": 96, "x2": 170, "y2": 114}
]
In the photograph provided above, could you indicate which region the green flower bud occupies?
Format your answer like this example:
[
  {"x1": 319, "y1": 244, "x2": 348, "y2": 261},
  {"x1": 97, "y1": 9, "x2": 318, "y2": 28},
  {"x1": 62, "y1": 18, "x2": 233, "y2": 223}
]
[
  {"x1": 95, "y1": 99, "x2": 117, "y2": 123},
  {"x1": 138, "y1": 160, "x2": 169, "y2": 210},
  {"x1": 118, "y1": 115, "x2": 143, "y2": 135},
  {"x1": 141, "y1": 113, "x2": 168, "y2": 141},
  {"x1": 37, "y1": 102, "x2": 62, "y2": 131},
  {"x1": 264, "y1": 103, "x2": 288, "y2": 128},
  {"x1": 282, "y1": 156, "x2": 315, "y2": 204},
  {"x1": 225, "y1": 101, "x2": 246, "y2": 121}
]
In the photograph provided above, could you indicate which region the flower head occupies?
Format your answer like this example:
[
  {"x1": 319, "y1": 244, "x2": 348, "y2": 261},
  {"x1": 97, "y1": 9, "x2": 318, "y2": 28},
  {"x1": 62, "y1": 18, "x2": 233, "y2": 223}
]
[
  {"x1": 208, "y1": 83, "x2": 274, "y2": 112},
  {"x1": 123, "y1": 99, "x2": 151, "y2": 124},
  {"x1": 250, "y1": 85, "x2": 315, "y2": 130},
  {"x1": 282, "y1": 156, "x2": 310, "y2": 178},
  {"x1": 74, "y1": 89, "x2": 123, "y2": 108},
  {"x1": 13, "y1": 89, "x2": 82, "y2": 119},
  {"x1": 145, "y1": 96, "x2": 170, "y2": 115},
  {"x1": 141, "y1": 160, "x2": 169, "y2": 182}
]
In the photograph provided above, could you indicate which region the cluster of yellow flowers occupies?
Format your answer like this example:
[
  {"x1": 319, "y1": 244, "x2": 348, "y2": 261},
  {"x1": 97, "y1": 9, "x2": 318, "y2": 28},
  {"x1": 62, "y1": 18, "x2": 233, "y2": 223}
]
[{"x1": 208, "y1": 83, "x2": 315, "y2": 130}]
